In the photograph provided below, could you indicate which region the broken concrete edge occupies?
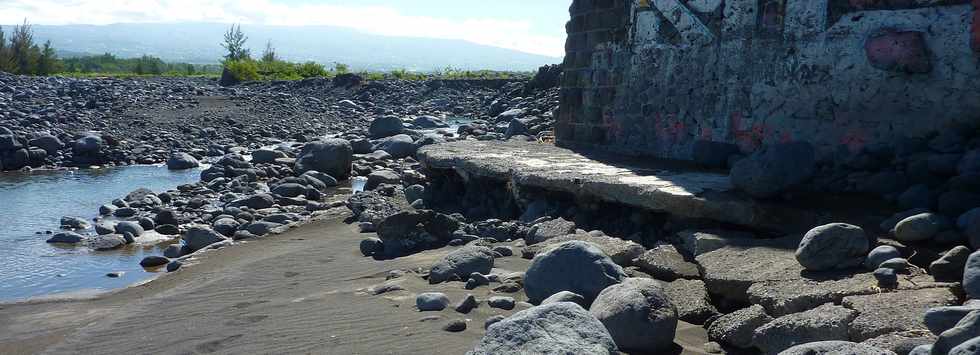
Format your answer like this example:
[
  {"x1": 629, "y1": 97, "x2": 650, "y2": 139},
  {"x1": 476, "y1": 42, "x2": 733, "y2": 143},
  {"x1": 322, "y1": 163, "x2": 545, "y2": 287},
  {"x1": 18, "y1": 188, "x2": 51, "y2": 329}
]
[{"x1": 417, "y1": 140, "x2": 820, "y2": 234}]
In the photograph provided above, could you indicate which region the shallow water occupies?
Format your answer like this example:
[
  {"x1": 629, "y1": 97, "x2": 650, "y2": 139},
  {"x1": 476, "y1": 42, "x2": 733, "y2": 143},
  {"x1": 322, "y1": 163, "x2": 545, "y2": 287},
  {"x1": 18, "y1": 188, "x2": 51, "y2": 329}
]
[{"x1": 0, "y1": 166, "x2": 201, "y2": 301}]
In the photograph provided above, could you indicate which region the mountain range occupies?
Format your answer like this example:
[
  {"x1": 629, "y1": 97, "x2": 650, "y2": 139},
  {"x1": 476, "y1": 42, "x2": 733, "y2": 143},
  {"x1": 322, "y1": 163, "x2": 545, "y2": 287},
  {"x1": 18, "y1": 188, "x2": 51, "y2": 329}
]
[{"x1": 24, "y1": 22, "x2": 561, "y2": 71}]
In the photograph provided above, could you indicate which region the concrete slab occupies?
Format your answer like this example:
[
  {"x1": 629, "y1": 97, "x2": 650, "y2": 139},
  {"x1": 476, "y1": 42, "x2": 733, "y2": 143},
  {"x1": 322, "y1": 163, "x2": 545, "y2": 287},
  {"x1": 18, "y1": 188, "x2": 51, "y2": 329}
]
[{"x1": 417, "y1": 140, "x2": 820, "y2": 233}]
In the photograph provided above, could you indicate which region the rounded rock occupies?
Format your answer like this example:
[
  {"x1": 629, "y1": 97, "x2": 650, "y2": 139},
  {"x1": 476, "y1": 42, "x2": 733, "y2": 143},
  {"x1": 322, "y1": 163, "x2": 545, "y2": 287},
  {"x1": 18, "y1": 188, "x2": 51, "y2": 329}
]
[
  {"x1": 524, "y1": 240, "x2": 626, "y2": 304},
  {"x1": 416, "y1": 292, "x2": 450, "y2": 312},
  {"x1": 895, "y1": 213, "x2": 950, "y2": 242},
  {"x1": 589, "y1": 277, "x2": 678, "y2": 352},
  {"x1": 796, "y1": 223, "x2": 869, "y2": 271}
]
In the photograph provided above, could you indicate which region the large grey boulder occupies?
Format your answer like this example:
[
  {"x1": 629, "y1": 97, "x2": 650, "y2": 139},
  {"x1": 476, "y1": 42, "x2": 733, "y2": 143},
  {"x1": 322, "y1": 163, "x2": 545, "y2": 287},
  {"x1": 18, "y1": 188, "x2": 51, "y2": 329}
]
[
  {"x1": 369, "y1": 116, "x2": 404, "y2": 138},
  {"x1": 251, "y1": 149, "x2": 288, "y2": 164},
  {"x1": 428, "y1": 245, "x2": 495, "y2": 284},
  {"x1": 416, "y1": 292, "x2": 450, "y2": 311},
  {"x1": 166, "y1": 152, "x2": 199, "y2": 170},
  {"x1": 526, "y1": 217, "x2": 576, "y2": 245},
  {"x1": 590, "y1": 278, "x2": 677, "y2": 352},
  {"x1": 933, "y1": 311, "x2": 980, "y2": 355},
  {"x1": 114, "y1": 221, "x2": 144, "y2": 238},
  {"x1": 707, "y1": 304, "x2": 773, "y2": 349},
  {"x1": 895, "y1": 213, "x2": 951, "y2": 243},
  {"x1": 182, "y1": 226, "x2": 229, "y2": 252},
  {"x1": 376, "y1": 210, "x2": 459, "y2": 257},
  {"x1": 931, "y1": 246, "x2": 972, "y2": 282},
  {"x1": 950, "y1": 336, "x2": 980, "y2": 355},
  {"x1": 47, "y1": 232, "x2": 85, "y2": 244},
  {"x1": 730, "y1": 142, "x2": 816, "y2": 198},
  {"x1": 795, "y1": 223, "x2": 868, "y2": 271},
  {"x1": 374, "y1": 134, "x2": 416, "y2": 159},
  {"x1": 72, "y1": 134, "x2": 103, "y2": 156},
  {"x1": 663, "y1": 279, "x2": 719, "y2": 324},
  {"x1": 844, "y1": 288, "x2": 958, "y2": 341},
  {"x1": 365, "y1": 170, "x2": 401, "y2": 191},
  {"x1": 86, "y1": 234, "x2": 126, "y2": 250},
  {"x1": 467, "y1": 302, "x2": 617, "y2": 355},
  {"x1": 780, "y1": 341, "x2": 897, "y2": 355},
  {"x1": 524, "y1": 241, "x2": 627, "y2": 304},
  {"x1": 965, "y1": 251, "x2": 980, "y2": 299},
  {"x1": 634, "y1": 244, "x2": 700, "y2": 281},
  {"x1": 865, "y1": 245, "x2": 902, "y2": 270},
  {"x1": 29, "y1": 134, "x2": 63, "y2": 155},
  {"x1": 926, "y1": 304, "x2": 980, "y2": 335},
  {"x1": 753, "y1": 303, "x2": 858, "y2": 354},
  {"x1": 229, "y1": 193, "x2": 275, "y2": 210},
  {"x1": 294, "y1": 139, "x2": 353, "y2": 179}
]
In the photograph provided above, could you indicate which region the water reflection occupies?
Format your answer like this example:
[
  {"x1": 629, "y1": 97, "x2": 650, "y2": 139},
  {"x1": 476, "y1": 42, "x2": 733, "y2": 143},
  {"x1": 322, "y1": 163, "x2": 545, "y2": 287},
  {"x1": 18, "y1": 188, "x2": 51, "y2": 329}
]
[{"x1": 0, "y1": 165, "x2": 201, "y2": 301}]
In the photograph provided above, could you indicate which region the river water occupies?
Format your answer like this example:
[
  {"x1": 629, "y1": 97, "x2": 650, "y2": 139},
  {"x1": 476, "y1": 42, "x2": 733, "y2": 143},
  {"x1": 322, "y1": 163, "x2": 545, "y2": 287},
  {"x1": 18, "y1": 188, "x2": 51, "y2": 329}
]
[{"x1": 0, "y1": 166, "x2": 201, "y2": 301}]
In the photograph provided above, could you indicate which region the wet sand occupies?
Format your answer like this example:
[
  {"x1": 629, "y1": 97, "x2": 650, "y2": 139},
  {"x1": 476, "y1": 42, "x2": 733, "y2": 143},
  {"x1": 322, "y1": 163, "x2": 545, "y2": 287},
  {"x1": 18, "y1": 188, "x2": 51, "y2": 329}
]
[{"x1": 0, "y1": 208, "x2": 709, "y2": 355}]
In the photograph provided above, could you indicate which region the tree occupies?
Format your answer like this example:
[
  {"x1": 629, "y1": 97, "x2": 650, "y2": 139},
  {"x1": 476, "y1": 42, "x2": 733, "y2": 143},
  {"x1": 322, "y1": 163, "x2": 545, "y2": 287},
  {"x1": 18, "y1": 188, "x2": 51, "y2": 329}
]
[
  {"x1": 9, "y1": 19, "x2": 38, "y2": 74},
  {"x1": 37, "y1": 40, "x2": 60, "y2": 75},
  {"x1": 221, "y1": 24, "x2": 250, "y2": 61},
  {"x1": 261, "y1": 40, "x2": 277, "y2": 63}
]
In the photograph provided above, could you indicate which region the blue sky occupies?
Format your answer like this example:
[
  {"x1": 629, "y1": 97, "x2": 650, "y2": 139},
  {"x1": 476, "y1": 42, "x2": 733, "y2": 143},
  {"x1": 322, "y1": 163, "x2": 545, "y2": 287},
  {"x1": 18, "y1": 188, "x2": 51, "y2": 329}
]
[{"x1": 0, "y1": 0, "x2": 572, "y2": 57}]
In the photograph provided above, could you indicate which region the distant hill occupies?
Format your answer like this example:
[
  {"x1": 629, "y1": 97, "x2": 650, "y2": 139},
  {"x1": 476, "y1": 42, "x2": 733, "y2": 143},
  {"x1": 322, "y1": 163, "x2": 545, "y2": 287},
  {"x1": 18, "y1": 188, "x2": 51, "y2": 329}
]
[{"x1": 25, "y1": 22, "x2": 561, "y2": 72}]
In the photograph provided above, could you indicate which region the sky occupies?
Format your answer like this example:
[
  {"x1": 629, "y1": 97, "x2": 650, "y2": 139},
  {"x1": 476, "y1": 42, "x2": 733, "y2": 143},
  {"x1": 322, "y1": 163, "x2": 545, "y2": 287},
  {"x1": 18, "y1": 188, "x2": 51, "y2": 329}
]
[{"x1": 0, "y1": 0, "x2": 571, "y2": 57}]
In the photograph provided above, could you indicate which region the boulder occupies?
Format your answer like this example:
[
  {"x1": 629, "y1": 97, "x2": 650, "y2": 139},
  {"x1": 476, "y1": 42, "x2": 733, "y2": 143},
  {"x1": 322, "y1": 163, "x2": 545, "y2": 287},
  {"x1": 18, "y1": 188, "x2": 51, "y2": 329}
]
[
  {"x1": 365, "y1": 170, "x2": 401, "y2": 191},
  {"x1": 633, "y1": 244, "x2": 700, "y2": 281},
  {"x1": 139, "y1": 256, "x2": 169, "y2": 268},
  {"x1": 47, "y1": 232, "x2": 85, "y2": 244},
  {"x1": 753, "y1": 303, "x2": 858, "y2": 354},
  {"x1": 166, "y1": 152, "x2": 199, "y2": 170},
  {"x1": 707, "y1": 304, "x2": 773, "y2": 349},
  {"x1": 467, "y1": 302, "x2": 617, "y2": 355},
  {"x1": 72, "y1": 134, "x2": 103, "y2": 156},
  {"x1": 413, "y1": 115, "x2": 448, "y2": 129},
  {"x1": 181, "y1": 226, "x2": 229, "y2": 252},
  {"x1": 374, "y1": 134, "x2": 416, "y2": 159},
  {"x1": 524, "y1": 240, "x2": 627, "y2": 304},
  {"x1": 294, "y1": 139, "x2": 353, "y2": 179},
  {"x1": 369, "y1": 116, "x2": 404, "y2": 139},
  {"x1": 376, "y1": 210, "x2": 459, "y2": 257},
  {"x1": 933, "y1": 311, "x2": 980, "y2": 355},
  {"x1": 781, "y1": 341, "x2": 897, "y2": 355},
  {"x1": 229, "y1": 193, "x2": 275, "y2": 210},
  {"x1": 359, "y1": 237, "x2": 383, "y2": 257},
  {"x1": 428, "y1": 245, "x2": 495, "y2": 284},
  {"x1": 29, "y1": 134, "x2": 63, "y2": 155},
  {"x1": 950, "y1": 336, "x2": 980, "y2": 355},
  {"x1": 86, "y1": 234, "x2": 126, "y2": 251},
  {"x1": 416, "y1": 292, "x2": 450, "y2": 311},
  {"x1": 966, "y1": 251, "x2": 980, "y2": 299},
  {"x1": 796, "y1": 223, "x2": 868, "y2": 271},
  {"x1": 895, "y1": 213, "x2": 951, "y2": 243},
  {"x1": 730, "y1": 142, "x2": 816, "y2": 198},
  {"x1": 251, "y1": 149, "x2": 288, "y2": 164},
  {"x1": 931, "y1": 246, "x2": 971, "y2": 282},
  {"x1": 60, "y1": 216, "x2": 90, "y2": 230},
  {"x1": 844, "y1": 288, "x2": 958, "y2": 341},
  {"x1": 541, "y1": 291, "x2": 587, "y2": 308},
  {"x1": 114, "y1": 221, "x2": 144, "y2": 238},
  {"x1": 487, "y1": 296, "x2": 516, "y2": 310},
  {"x1": 865, "y1": 245, "x2": 903, "y2": 270},
  {"x1": 663, "y1": 279, "x2": 719, "y2": 324},
  {"x1": 523, "y1": 232, "x2": 645, "y2": 267},
  {"x1": 526, "y1": 217, "x2": 576, "y2": 245},
  {"x1": 859, "y1": 331, "x2": 936, "y2": 355},
  {"x1": 927, "y1": 304, "x2": 980, "y2": 336},
  {"x1": 589, "y1": 278, "x2": 677, "y2": 352}
]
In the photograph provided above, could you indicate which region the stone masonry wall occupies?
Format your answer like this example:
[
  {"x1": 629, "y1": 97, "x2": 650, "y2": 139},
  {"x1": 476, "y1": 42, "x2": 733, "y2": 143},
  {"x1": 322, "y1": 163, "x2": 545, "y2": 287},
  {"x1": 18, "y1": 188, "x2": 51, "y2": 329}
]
[{"x1": 557, "y1": 0, "x2": 980, "y2": 160}]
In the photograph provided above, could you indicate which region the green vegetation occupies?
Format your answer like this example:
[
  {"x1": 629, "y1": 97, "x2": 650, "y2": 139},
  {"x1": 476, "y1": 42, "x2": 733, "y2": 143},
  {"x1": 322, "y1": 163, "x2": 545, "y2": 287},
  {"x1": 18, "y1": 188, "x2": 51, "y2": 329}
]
[
  {"x1": 0, "y1": 20, "x2": 532, "y2": 82},
  {"x1": 0, "y1": 20, "x2": 63, "y2": 75},
  {"x1": 61, "y1": 53, "x2": 221, "y2": 76}
]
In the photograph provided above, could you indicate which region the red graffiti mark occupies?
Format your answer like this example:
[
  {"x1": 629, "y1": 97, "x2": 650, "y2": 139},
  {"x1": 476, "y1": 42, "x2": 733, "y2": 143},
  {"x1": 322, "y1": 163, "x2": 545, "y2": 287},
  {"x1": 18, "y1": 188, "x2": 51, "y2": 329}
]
[
  {"x1": 780, "y1": 131, "x2": 793, "y2": 143},
  {"x1": 700, "y1": 127, "x2": 713, "y2": 140},
  {"x1": 972, "y1": 0, "x2": 980, "y2": 53},
  {"x1": 840, "y1": 129, "x2": 869, "y2": 152},
  {"x1": 602, "y1": 109, "x2": 623, "y2": 141}
]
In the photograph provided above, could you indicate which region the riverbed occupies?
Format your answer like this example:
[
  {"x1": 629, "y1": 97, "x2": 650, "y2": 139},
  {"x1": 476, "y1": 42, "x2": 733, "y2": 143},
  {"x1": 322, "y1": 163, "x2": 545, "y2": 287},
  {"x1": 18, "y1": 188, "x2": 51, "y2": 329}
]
[{"x1": 0, "y1": 166, "x2": 201, "y2": 301}]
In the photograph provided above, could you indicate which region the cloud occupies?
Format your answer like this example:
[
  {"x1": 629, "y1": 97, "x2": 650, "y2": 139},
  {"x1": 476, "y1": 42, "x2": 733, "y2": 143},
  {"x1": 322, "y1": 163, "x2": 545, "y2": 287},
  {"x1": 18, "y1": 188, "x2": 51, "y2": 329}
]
[{"x1": 0, "y1": 0, "x2": 565, "y2": 57}]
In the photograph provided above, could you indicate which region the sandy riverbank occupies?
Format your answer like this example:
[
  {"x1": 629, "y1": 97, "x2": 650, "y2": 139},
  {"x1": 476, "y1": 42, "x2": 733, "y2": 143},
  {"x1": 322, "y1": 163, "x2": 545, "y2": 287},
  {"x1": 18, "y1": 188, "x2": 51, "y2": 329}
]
[{"x1": 0, "y1": 208, "x2": 709, "y2": 355}]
